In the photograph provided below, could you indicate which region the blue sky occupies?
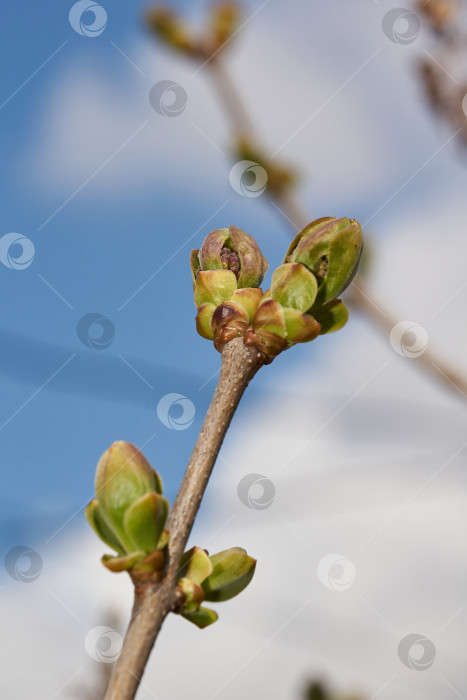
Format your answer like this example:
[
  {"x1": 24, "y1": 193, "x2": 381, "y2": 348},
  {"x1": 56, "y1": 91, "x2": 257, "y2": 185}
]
[
  {"x1": 2, "y1": 2, "x2": 467, "y2": 699},
  {"x1": 0, "y1": 0, "x2": 325, "y2": 541},
  {"x1": 1, "y1": 0, "x2": 466, "y2": 547}
]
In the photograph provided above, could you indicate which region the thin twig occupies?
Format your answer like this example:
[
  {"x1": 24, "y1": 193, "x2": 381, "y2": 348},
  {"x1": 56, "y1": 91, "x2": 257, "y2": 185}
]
[
  {"x1": 104, "y1": 337, "x2": 264, "y2": 700},
  {"x1": 349, "y1": 277, "x2": 467, "y2": 398},
  {"x1": 208, "y1": 56, "x2": 254, "y2": 137}
]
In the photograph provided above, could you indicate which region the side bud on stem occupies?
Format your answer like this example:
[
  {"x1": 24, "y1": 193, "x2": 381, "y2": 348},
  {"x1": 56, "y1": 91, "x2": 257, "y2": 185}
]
[
  {"x1": 174, "y1": 546, "x2": 256, "y2": 628},
  {"x1": 85, "y1": 441, "x2": 169, "y2": 579},
  {"x1": 247, "y1": 217, "x2": 363, "y2": 362},
  {"x1": 86, "y1": 445, "x2": 257, "y2": 628},
  {"x1": 284, "y1": 216, "x2": 362, "y2": 306}
]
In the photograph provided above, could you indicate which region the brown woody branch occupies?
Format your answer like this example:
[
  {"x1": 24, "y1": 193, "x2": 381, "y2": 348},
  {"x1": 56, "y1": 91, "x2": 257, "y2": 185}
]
[{"x1": 104, "y1": 338, "x2": 264, "y2": 699}]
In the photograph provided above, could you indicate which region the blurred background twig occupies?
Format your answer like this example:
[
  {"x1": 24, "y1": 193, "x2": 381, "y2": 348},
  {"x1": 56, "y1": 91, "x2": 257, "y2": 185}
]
[{"x1": 146, "y1": 0, "x2": 467, "y2": 399}]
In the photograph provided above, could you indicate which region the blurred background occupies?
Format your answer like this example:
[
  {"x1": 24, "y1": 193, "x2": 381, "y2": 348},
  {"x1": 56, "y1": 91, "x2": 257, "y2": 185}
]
[{"x1": 1, "y1": 1, "x2": 466, "y2": 698}]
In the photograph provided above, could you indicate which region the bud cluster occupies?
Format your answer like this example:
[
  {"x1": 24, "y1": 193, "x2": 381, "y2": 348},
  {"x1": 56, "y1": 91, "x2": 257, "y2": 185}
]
[
  {"x1": 85, "y1": 441, "x2": 170, "y2": 576},
  {"x1": 86, "y1": 442, "x2": 256, "y2": 626},
  {"x1": 192, "y1": 217, "x2": 363, "y2": 362},
  {"x1": 174, "y1": 546, "x2": 256, "y2": 628}
]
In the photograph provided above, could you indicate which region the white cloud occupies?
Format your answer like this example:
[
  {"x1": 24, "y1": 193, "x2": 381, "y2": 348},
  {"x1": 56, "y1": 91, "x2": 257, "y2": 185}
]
[
  {"x1": 2, "y1": 372, "x2": 466, "y2": 699},
  {"x1": 19, "y1": 0, "x2": 432, "y2": 206},
  {"x1": 6, "y1": 4, "x2": 467, "y2": 698}
]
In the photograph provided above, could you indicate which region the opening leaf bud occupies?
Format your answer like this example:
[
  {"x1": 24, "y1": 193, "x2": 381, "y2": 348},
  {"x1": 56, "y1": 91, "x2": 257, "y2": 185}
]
[
  {"x1": 313, "y1": 299, "x2": 349, "y2": 335},
  {"x1": 181, "y1": 606, "x2": 219, "y2": 629},
  {"x1": 285, "y1": 217, "x2": 363, "y2": 306},
  {"x1": 87, "y1": 441, "x2": 169, "y2": 573},
  {"x1": 202, "y1": 547, "x2": 256, "y2": 602},
  {"x1": 271, "y1": 263, "x2": 318, "y2": 312},
  {"x1": 179, "y1": 546, "x2": 213, "y2": 585},
  {"x1": 176, "y1": 577, "x2": 205, "y2": 612},
  {"x1": 193, "y1": 225, "x2": 268, "y2": 289}
]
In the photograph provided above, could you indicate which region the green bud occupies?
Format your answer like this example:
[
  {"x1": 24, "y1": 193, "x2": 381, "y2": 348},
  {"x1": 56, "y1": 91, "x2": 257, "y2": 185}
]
[
  {"x1": 192, "y1": 227, "x2": 268, "y2": 349},
  {"x1": 202, "y1": 547, "x2": 256, "y2": 602},
  {"x1": 181, "y1": 606, "x2": 219, "y2": 629},
  {"x1": 251, "y1": 298, "x2": 287, "y2": 338},
  {"x1": 193, "y1": 225, "x2": 268, "y2": 289},
  {"x1": 282, "y1": 307, "x2": 321, "y2": 343},
  {"x1": 283, "y1": 217, "x2": 335, "y2": 261},
  {"x1": 194, "y1": 270, "x2": 238, "y2": 308},
  {"x1": 313, "y1": 299, "x2": 349, "y2": 335},
  {"x1": 285, "y1": 217, "x2": 363, "y2": 306},
  {"x1": 195, "y1": 302, "x2": 216, "y2": 340},
  {"x1": 102, "y1": 551, "x2": 146, "y2": 573},
  {"x1": 85, "y1": 499, "x2": 125, "y2": 556},
  {"x1": 246, "y1": 290, "x2": 322, "y2": 360},
  {"x1": 179, "y1": 546, "x2": 213, "y2": 585},
  {"x1": 123, "y1": 491, "x2": 169, "y2": 554},
  {"x1": 88, "y1": 442, "x2": 169, "y2": 573},
  {"x1": 230, "y1": 287, "x2": 263, "y2": 322},
  {"x1": 94, "y1": 441, "x2": 163, "y2": 554},
  {"x1": 176, "y1": 577, "x2": 205, "y2": 612},
  {"x1": 270, "y1": 263, "x2": 318, "y2": 312}
]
